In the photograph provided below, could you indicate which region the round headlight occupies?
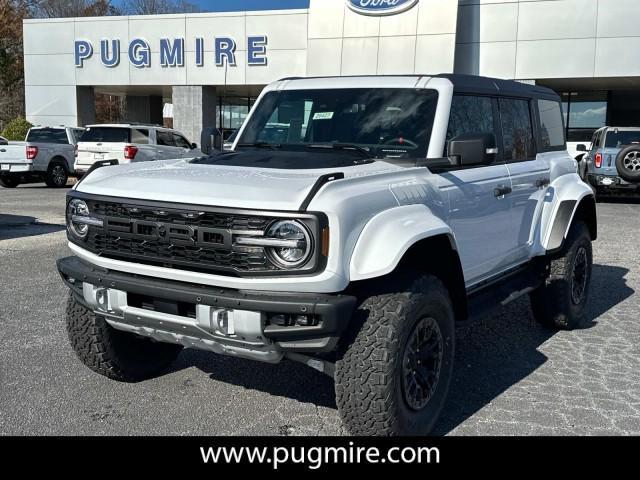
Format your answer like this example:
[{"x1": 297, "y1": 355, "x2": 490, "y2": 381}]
[
  {"x1": 67, "y1": 199, "x2": 90, "y2": 239},
  {"x1": 266, "y1": 220, "x2": 312, "y2": 268}
]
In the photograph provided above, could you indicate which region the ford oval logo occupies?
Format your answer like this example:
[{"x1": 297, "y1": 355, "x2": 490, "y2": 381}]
[{"x1": 347, "y1": 0, "x2": 419, "y2": 16}]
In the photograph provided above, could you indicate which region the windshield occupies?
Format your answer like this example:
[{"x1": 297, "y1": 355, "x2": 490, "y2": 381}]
[
  {"x1": 605, "y1": 130, "x2": 640, "y2": 148},
  {"x1": 238, "y1": 88, "x2": 438, "y2": 159}
]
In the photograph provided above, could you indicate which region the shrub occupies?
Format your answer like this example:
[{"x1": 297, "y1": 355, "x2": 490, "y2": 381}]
[{"x1": 1, "y1": 117, "x2": 33, "y2": 141}]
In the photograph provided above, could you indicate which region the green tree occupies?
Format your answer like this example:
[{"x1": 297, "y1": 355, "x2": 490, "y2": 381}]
[{"x1": 1, "y1": 116, "x2": 33, "y2": 140}]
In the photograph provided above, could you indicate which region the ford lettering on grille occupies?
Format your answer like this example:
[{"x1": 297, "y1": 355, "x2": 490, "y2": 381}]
[{"x1": 104, "y1": 217, "x2": 232, "y2": 249}]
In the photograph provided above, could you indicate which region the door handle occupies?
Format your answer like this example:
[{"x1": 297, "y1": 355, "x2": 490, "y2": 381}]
[
  {"x1": 494, "y1": 185, "x2": 512, "y2": 197},
  {"x1": 535, "y1": 178, "x2": 551, "y2": 188}
]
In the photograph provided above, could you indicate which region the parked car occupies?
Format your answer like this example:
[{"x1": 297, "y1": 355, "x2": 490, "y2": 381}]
[
  {"x1": 578, "y1": 126, "x2": 640, "y2": 196},
  {"x1": 0, "y1": 136, "x2": 8, "y2": 145},
  {"x1": 58, "y1": 74, "x2": 596, "y2": 435},
  {"x1": 74, "y1": 124, "x2": 204, "y2": 177},
  {"x1": 0, "y1": 126, "x2": 84, "y2": 188}
]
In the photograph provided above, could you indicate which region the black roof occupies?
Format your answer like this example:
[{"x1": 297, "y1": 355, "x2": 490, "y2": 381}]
[{"x1": 434, "y1": 74, "x2": 560, "y2": 100}]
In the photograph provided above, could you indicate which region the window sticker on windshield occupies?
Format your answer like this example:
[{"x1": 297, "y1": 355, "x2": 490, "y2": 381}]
[{"x1": 313, "y1": 112, "x2": 334, "y2": 120}]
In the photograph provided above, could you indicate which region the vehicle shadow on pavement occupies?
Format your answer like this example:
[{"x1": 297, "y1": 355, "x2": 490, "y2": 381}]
[
  {"x1": 432, "y1": 263, "x2": 633, "y2": 435},
  {"x1": 0, "y1": 218, "x2": 65, "y2": 241},
  {"x1": 170, "y1": 350, "x2": 338, "y2": 409}
]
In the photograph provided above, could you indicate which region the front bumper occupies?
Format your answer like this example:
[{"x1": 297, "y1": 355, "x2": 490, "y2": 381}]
[{"x1": 57, "y1": 256, "x2": 357, "y2": 362}]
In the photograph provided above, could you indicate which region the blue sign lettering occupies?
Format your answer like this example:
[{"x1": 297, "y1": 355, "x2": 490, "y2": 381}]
[
  {"x1": 346, "y1": 0, "x2": 419, "y2": 16},
  {"x1": 100, "y1": 39, "x2": 120, "y2": 67},
  {"x1": 248, "y1": 36, "x2": 268, "y2": 66},
  {"x1": 74, "y1": 40, "x2": 93, "y2": 67},
  {"x1": 128, "y1": 39, "x2": 151, "y2": 67},
  {"x1": 160, "y1": 38, "x2": 184, "y2": 67},
  {"x1": 195, "y1": 37, "x2": 204, "y2": 67},
  {"x1": 214, "y1": 37, "x2": 236, "y2": 67}
]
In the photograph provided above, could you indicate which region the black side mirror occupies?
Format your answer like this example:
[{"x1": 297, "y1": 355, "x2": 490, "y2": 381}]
[
  {"x1": 447, "y1": 133, "x2": 497, "y2": 167},
  {"x1": 190, "y1": 143, "x2": 198, "y2": 150},
  {"x1": 576, "y1": 144, "x2": 587, "y2": 152}
]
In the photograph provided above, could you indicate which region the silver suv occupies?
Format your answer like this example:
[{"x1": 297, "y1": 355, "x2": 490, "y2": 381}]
[{"x1": 57, "y1": 74, "x2": 597, "y2": 435}]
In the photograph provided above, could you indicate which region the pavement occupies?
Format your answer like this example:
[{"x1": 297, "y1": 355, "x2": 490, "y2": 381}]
[{"x1": 0, "y1": 183, "x2": 639, "y2": 436}]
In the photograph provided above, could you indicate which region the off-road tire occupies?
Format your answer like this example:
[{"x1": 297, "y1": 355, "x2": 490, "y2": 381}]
[
  {"x1": 530, "y1": 221, "x2": 592, "y2": 330},
  {"x1": 45, "y1": 161, "x2": 68, "y2": 188},
  {"x1": 335, "y1": 274, "x2": 455, "y2": 436},
  {"x1": 615, "y1": 145, "x2": 640, "y2": 183},
  {"x1": 66, "y1": 294, "x2": 182, "y2": 382},
  {"x1": 0, "y1": 175, "x2": 19, "y2": 188}
]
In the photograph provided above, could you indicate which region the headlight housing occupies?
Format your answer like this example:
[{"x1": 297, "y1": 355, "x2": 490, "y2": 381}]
[
  {"x1": 265, "y1": 220, "x2": 312, "y2": 268},
  {"x1": 66, "y1": 198, "x2": 103, "y2": 240}
]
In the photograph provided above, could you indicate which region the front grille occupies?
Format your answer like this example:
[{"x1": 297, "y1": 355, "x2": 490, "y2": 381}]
[{"x1": 83, "y1": 199, "x2": 282, "y2": 275}]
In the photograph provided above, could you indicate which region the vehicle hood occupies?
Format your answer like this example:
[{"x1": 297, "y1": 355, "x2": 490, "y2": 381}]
[{"x1": 75, "y1": 154, "x2": 402, "y2": 211}]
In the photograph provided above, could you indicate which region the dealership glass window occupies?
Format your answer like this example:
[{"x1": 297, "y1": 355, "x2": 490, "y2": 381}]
[
  {"x1": 537, "y1": 100, "x2": 565, "y2": 148},
  {"x1": 499, "y1": 98, "x2": 535, "y2": 162}
]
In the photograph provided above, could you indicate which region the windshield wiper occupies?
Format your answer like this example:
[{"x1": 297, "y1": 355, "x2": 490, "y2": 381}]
[
  {"x1": 306, "y1": 143, "x2": 377, "y2": 159},
  {"x1": 236, "y1": 142, "x2": 282, "y2": 150}
]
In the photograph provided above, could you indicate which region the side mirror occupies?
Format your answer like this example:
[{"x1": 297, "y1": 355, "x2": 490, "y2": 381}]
[
  {"x1": 447, "y1": 133, "x2": 497, "y2": 167},
  {"x1": 190, "y1": 143, "x2": 198, "y2": 150},
  {"x1": 576, "y1": 144, "x2": 587, "y2": 152},
  {"x1": 200, "y1": 127, "x2": 223, "y2": 154}
]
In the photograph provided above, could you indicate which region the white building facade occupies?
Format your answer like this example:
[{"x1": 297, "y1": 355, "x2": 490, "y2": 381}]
[{"x1": 22, "y1": 0, "x2": 640, "y2": 146}]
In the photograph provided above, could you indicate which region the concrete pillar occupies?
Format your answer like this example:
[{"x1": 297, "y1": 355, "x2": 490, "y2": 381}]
[
  {"x1": 172, "y1": 86, "x2": 218, "y2": 146},
  {"x1": 125, "y1": 95, "x2": 163, "y2": 125},
  {"x1": 76, "y1": 87, "x2": 96, "y2": 126}
]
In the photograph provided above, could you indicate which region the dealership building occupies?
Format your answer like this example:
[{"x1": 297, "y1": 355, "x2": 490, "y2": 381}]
[{"x1": 22, "y1": 0, "x2": 640, "y2": 147}]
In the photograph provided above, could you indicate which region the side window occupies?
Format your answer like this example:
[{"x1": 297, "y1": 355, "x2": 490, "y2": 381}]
[
  {"x1": 445, "y1": 95, "x2": 495, "y2": 148},
  {"x1": 537, "y1": 100, "x2": 565, "y2": 149},
  {"x1": 131, "y1": 129, "x2": 150, "y2": 145},
  {"x1": 172, "y1": 133, "x2": 191, "y2": 149},
  {"x1": 156, "y1": 130, "x2": 174, "y2": 147},
  {"x1": 499, "y1": 98, "x2": 536, "y2": 162}
]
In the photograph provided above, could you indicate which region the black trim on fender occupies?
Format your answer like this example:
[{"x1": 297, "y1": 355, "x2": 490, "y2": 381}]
[
  {"x1": 74, "y1": 159, "x2": 119, "y2": 187},
  {"x1": 299, "y1": 172, "x2": 345, "y2": 212},
  {"x1": 56, "y1": 256, "x2": 356, "y2": 351},
  {"x1": 547, "y1": 200, "x2": 577, "y2": 253}
]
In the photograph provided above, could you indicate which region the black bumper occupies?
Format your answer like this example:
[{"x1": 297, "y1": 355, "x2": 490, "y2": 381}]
[
  {"x1": 57, "y1": 256, "x2": 357, "y2": 352},
  {"x1": 587, "y1": 173, "x2": 640, "y2": 190}
]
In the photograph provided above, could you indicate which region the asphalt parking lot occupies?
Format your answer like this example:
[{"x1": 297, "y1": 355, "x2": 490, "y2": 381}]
[{"x1": 1, "y1": 183, "x2": 639, "y2": 436}]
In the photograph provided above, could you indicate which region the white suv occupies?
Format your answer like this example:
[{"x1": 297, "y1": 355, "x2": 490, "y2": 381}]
[
  {"x1": 58, "y1": 75, "x2": 596, "y2": 435},
  {"x1": 74, "y1": 124, "x2": 203, "y2": 176}
]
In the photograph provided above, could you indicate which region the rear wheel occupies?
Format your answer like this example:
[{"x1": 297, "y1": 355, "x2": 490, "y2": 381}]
[
  {"x1": 66, "y1": 294, "x2": 182, "y2": 382},
  {"x1": 0, "y1": 175, "x2": 19, "y2": 188},
  {"x1": 45, "y1": 161, "x2": 68, "y2": 188},
  {"x1": 335, "y1": 274, "x2": 455, "y2": 435},
  {"x1": 530, "y1": 221, "x2": 593, "y2": 330}
]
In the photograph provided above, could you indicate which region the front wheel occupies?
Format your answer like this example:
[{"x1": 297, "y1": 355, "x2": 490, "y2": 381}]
[
  {"x1": 66, "y1": 294, "x2": 182, "y2": 382},
  {"x1": 45, "y1": 162, "x2": 68, "y2": 188},
  {"x1": 530, "y1": 221, "x2": 593, "y2": 330},
  {"x1": 335, "y1": 274, "x2": 455, "y2": 435}
]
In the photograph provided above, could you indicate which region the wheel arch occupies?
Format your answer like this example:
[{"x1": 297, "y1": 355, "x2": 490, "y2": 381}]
[{"x1": 546, "y1": 193, "x2": 597, "y2": 253}]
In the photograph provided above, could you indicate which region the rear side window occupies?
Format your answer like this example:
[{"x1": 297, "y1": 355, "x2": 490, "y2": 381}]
[
  {"x1": 604, "y1": 130, "x2": 640, "y2": 148},
  {"x1": 537, "y1": 100, "x2": 565, "y2": 149},
  {"x1": 156, "y1": 131, "x2": 175, "y2": 147},
  {"x1": 131, "y1": 129, "x2": 150, "y2": 145},
  {"x1": 446, "y1": 95, "x2": 495, "y2": 143},
  {"x1": 80, "y1": 127, "x2": 130, "y2": 143},
  {"x1": 499, "y1": 99, "x2": 536, "y2": 162},
  {"x1": 27, "y1": 128, "x2": 69, "y2": 144}
]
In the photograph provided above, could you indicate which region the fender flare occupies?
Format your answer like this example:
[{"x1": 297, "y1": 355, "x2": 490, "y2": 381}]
[
  {"x1": 349, "y1": 204, "x2": 457, "y2": 281},
  {"x1": 542, "y1": 175, "x2": 597, "y2": 253}
]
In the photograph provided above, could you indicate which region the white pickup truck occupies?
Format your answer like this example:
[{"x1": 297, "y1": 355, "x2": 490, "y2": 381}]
[{"x1": 0, "y1": 126, "x2": 85, "y2": 188}]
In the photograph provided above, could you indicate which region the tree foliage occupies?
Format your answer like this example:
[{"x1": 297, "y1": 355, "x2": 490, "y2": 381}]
[{"x1": 1, "y1": 116, "x2": 33, "y2": 140}]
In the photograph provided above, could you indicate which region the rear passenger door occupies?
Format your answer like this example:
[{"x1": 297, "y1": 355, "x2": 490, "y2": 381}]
[
  {"x1": 502, "y1": 98, "x2": 554, "y2": 264},
  {"x1": 441, "y1": 95, "x2": 514, "y2": 286}
]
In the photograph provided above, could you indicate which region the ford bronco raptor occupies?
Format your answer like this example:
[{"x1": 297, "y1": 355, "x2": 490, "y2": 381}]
[{"x1": 57, "y1": 74, "x2": 596, "y2": 435}]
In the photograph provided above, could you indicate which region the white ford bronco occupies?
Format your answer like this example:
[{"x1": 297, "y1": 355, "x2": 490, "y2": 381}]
[{"x1": 57, "y1": 75, "x2": 597, "y2": 435}]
